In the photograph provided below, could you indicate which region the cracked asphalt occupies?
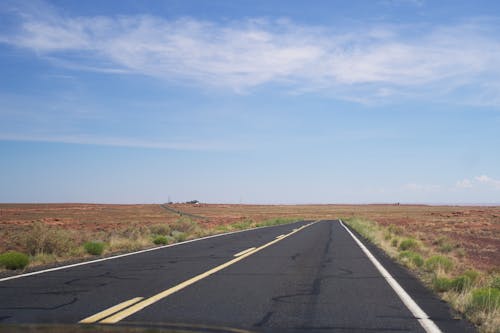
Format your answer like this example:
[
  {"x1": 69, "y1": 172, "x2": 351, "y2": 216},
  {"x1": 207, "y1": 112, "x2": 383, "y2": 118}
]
[{"x1": 0, "y1": 220, "x2": 476, "y2": 332}]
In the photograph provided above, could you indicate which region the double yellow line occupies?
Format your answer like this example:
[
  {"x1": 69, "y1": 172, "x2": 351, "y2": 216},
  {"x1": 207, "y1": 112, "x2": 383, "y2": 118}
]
[{"x1": 79, "y1": 221, "x2": 318, "y2": 324}]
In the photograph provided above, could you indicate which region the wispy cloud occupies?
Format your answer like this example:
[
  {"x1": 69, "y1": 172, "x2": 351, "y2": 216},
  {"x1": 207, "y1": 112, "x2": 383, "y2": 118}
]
[
  {"x1": 1, "y1": 2, "x2": 500, "y2": 103},
  {"x1": 0, "y1": 133, "x2": 242, "y2": 151},
  {"x1": 455, "y1": 175, "x2": 500, "y2": 190}
]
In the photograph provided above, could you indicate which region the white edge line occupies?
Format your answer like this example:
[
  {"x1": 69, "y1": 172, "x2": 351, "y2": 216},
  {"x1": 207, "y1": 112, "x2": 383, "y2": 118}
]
[
  {"x1": 339, "y1": 219, "x2": 442, "y2": 333},
  {"x1": 233, "y1": 247, "x2": 257, "y2": 257},
  {"x1": 0, "y1": 220, "x2": 308, "y2": 283}
]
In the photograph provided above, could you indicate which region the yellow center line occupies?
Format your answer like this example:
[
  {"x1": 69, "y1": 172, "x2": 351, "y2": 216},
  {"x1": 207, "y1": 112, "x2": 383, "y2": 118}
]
[
  {"x1": 234, "y1": 247, "x2": 257, "y2": 257},
  {"x1": 275, "y1": 234, "x2": 286, "y2": 239},
  {"x1": 86, "y1": 221, "x2": 318, "y2": 324},
  {"x1": 79, "y1": 297, "x2": 144, "y2": 324}
]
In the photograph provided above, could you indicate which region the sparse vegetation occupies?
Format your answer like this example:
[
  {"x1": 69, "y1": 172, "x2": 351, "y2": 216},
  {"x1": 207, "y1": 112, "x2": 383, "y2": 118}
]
[
  {"x1": 83, "y1": 241, "x2": 105, "y2": 255},
  {"x1": 432, "y1": 276, "x2": 453, "y2": 292},
  {"x1": 0, "y1": 251, "x2": 30, "y2": 270},
  {"x1": 343, "y1": 216, "x2": 499, "y2": 332},
  {"x1": 425, "y1": 255, "x2": 454, "y2": 273},
  {"x1": 171, "y1": 230, "x2": 187, "y2": 242},
  {"x1": 399, "y1": 250, "x2": 424, "y2": 268},
  {"x1": 469, "y1": 288, "x2": 500, "y2": 312},
  {"x1": 256, "y1": 217, "x2": 301, "y2": 227},
  {"x1": 24, "y1": 222, "x2": 73, "y2": 256},
  {"x1": 149, "y1": 223, "x2": 171, "y2": 236},
  {"x1": 399, "y1": 238, "x2": 418, "y2": 251},
  {"x1": 1, "y1": 203, "x2": 498, "y2": 331},
  {"x1": 152, "y1": 235, "x2": 169, "y2": 245}
]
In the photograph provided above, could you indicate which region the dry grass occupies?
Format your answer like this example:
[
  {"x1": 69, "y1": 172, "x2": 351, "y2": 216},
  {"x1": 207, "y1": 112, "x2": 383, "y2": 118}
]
[
  {"x1": 343, "y1": 216, "x2": 499, "y2": 333},
  {"x1": 1, "y1": 203, "x2": 498, "y2": 272},
  {"x1": 0, "y1": 203, "x2": 498, "y2": 330}
]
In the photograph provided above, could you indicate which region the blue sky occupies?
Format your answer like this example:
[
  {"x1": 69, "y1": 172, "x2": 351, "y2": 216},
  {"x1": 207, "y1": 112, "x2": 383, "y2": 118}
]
[{"x1": 1, "y1": 0, "x2": 500, "y2": 204}]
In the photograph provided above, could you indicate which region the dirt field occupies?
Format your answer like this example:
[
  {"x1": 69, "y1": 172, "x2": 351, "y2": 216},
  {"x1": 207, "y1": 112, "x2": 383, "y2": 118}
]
[{"x1": 1, "y1": 203, "x2": 498, "y2": 272}]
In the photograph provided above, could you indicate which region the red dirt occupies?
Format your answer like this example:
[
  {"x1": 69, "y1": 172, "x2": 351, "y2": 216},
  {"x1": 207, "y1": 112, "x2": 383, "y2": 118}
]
[{"x1": 1, "y1": 203, "x2": 498, "y2": 272}]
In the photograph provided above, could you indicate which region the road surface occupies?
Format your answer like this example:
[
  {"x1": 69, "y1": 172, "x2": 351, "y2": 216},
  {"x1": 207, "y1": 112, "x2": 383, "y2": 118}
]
[{"x1": 0, "y1": 220, "x2": 476, "y2": 332}]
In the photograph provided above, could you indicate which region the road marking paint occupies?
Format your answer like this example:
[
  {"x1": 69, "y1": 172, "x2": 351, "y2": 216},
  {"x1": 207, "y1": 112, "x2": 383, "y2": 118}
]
[
  {"x1": 275, "y1": 234, "x2": 286, "y2": 239},
  {"x1": 94, "y1": 221, "x2": 319, "y2": 324},
  {"x1": 0, "y1": 220, "x2": 311, "y2": 283},
  {"x1": 339, "y1": 220, "x2": 442, "y2": 333},
  {"x1": 234, "y1": 247, "x2": 256, "y2": 257},
  {"x1": 79, "y1": 297, "x2": 144, "y2": 324}
]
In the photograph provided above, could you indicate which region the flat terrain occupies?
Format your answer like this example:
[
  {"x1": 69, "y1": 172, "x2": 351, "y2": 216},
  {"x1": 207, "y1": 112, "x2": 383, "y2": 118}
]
[
  {"x1": 1, "y1": 203, "x2": 498, "y2": 271},
  {"x1": 0, "y1": 220, "x2": 475, "y2": 332}
]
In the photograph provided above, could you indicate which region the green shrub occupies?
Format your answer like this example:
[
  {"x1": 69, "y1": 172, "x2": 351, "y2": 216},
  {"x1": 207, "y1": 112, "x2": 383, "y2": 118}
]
[
  {"x1": 384, "y1": 232, "x2": 392, "y2": 241},
  {"x1": 171, "y1": 230, "x2": 187, "y2": 242},
  {"x1": 0, "y1": 251, "x2": 30, "y2": 270},
  {"x1": 425, "y1": 255, "x2": 453, "y2": 273},
  {"x1": 399, "y1": 238, "x2": 418, "y2": 251},
  {"x1": 451, "y1": 275, "x2": 474, "y2": 292},
  {"x1": 24, "y1": 222, "x2": 73, "y2": 256},
  {"x1": 432, "y1": 276, "x2": 453, "y2": 292},
  {"x1": 83, "y1": 241, "x2": 105, "y2": 255},
  {"x1": 391, "y1": 238, "x2": 399, "y2": 247},
  {"x1": 149, "y1": 224, "x2": 171, "y2": 235},
  {"x1": 468, "y1": 288, "x2": 500, "y2": 312},
  {"x1": 399, "y1": 251, "x2": 424, "y2": 267},
  {"x1": 153, "y1": 235, "x2": 169, "y2": 245}
]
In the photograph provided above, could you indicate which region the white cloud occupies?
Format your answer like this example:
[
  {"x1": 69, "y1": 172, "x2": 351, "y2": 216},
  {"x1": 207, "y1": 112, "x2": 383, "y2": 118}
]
[
  {"x1": 1, "y1": 3, "x2": 500, "y2": 101},
  {"x1": 455, "y1": 175, "x2": 500, "y2": 190},
  {"x1": 474, "y1": 175, "x2": 500, "y2": 189}
]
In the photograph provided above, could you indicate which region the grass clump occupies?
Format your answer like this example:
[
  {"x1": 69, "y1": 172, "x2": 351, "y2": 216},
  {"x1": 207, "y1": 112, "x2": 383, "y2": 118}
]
[
  {"x1": 171, "y1": 230, "x2": 187, "y2": 242},
  {"x1": 391, "y1": 238, "x2": 398, "y2": 247},
  {"x1": 0, "y1": 251, "x2": 30, "y2": 270},
  {"x1": 425, "y1": 255, "x2": 453, "y2": 273},
  {"x1": 399, "y1": 251, "x2": 424, "y2": 268},
  {"x1": 468, "y1": 288, "x2": 500, "y2": 312},
  {"x1": 489, "y1": 275, "x2": 500, "y2": 289},
  {"x1": 398, "y1": 238, "x2": 418, "y2": 251},
  {"x1": 83, "y1": 241, "x2": 105, "y2": 255},
  {"x1": 388, "y1": 224, "x2": 404, "y2": 235},
  {"x1": 432, "y1": 276, "x2": 453, "y2": 292},
  {"x1": 152, "y1": 235, "x2": 173, "y2": 245},
  {"x1": 434, "y1": 237, "x2": 457, "y2": 253},
  {"x1": 450, "y1": 270, "x2": 479, "y2": 292},
  {"x1": 170, "y1": 218, "x2": 199, "y2": 234},
  {"x1": 149, "y1": 224, "x2": 171, "y2": 236},
  {"x1": 24, "y1": 222, "x2": 73, "y2": 256}
]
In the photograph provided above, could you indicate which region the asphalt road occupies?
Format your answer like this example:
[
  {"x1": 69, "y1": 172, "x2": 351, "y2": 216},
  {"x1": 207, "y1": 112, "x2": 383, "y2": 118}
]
[{"x1": 0, "y1": 220, "x2": 476, "y2": 332}]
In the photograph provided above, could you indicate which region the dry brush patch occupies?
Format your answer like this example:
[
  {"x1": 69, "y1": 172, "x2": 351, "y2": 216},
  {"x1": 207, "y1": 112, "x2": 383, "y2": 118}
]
[
  {"x1": 0, "y1": 203, "x2": 303, "y2": 272},
  {"x1": 343, "y1": 216, "x2": 499, "y2": 333},
  {"x1": 0, "y1": 203, "x2": 498, "y2": 330}
]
